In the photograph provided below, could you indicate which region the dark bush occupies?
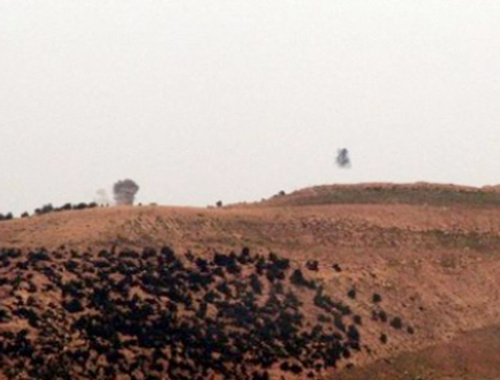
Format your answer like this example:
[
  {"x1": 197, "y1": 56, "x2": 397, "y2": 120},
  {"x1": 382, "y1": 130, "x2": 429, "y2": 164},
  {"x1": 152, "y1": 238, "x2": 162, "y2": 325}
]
[
  {"x1": 29, "y1": 251, "x2": 50, "y2": 261},
  {"x1": 41, "y1": 204, "x2": 54, "y2": 214},
  {"x1": 250, "y1": 274, "x2": 262, "y2": 294},
  {"x1": 390, "y1": 316, "x2": 403, "y2": 329},
  {"x1": 380, "y1": 333, "x2": 388, "y2": 344},
  {"x1": 306, "y1": 260, "x2": 319, "y2": 271},
  {"x1": 0, "y1": 309, "x2": 11, "y2": 323},
  {"x1": 347, "y1": 287, "x2": 356, "y2": 299},
  {"x1": 61, "y1": 203, "x2": 73, "y2": 211},
  {"x1": 290, "y1": 269, "x2": 315, "y2": 289},
  {"x1": 0, "y1": 213, "x2": 13, "y2": 221},
  {"x1": 379, "y1": 310, "x2": 388, "y2": 323},
  {"x1": 289, "y1": 363, "x2": 302, "y2": 374},
  {"x1": 73, "y1": 203, "x2": 88, "y2": 210},
  {"x1": 352, "y1": 315, "x2": 362, "y2": 325},
  {"x1": 63, "y1": 299, "x2": 84, "y2": 313},
  {"x1": 347, "y1": 324, "x2": 360, "y2": 339}
]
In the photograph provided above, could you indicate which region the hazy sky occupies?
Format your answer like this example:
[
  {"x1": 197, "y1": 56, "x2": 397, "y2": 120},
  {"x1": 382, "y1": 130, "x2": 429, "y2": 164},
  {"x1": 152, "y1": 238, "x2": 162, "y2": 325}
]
[{"x1": 2, "y1": 1, "x2": 500, "y2": 214}]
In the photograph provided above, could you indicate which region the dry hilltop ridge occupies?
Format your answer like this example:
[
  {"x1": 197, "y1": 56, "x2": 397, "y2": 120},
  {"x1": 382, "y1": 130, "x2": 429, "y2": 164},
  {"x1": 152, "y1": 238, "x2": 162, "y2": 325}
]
[{"x1": 0, "y1": 183, "x2": 499, "y2": 379}]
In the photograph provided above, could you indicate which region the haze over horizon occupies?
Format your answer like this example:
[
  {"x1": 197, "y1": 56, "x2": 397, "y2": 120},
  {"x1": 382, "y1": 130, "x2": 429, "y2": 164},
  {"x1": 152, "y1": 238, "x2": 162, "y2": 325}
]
[{"x1": 2, "y1": 1, "x2": 500, "y2": 214}]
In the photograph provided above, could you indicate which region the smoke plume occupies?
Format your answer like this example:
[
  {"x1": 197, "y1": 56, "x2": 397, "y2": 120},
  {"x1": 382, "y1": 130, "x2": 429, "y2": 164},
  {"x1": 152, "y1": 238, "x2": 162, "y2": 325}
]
[
  {"x1": 336, "y1": 148, "x2": 351, "y2": 168},
  {"x1": 94, "y1": 189, "x2": 111, "y2": 206},
  {"x1": 113, "y1": 179, "x2": 140, "y2": 205}
]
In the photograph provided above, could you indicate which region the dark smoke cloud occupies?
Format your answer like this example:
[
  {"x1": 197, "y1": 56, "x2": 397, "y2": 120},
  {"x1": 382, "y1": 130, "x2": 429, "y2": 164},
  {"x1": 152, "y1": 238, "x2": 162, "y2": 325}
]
[
  {"x1": 336, "y1": 148, "x2": 351, "y2": 168},
  {"x1": 113, "y1": 179, "x2": 140, "y2": 205}
]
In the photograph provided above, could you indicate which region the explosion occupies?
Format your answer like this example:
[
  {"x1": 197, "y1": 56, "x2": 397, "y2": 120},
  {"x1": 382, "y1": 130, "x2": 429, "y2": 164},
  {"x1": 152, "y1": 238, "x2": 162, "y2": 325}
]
[{"x1": 113, "y1": 179, "x2": 140, "y2": 205}]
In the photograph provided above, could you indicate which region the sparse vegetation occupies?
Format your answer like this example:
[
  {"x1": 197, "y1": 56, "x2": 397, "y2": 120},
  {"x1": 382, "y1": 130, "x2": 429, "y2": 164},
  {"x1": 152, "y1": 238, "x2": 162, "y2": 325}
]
[
  {"x1": 0, "y1": 212, "x2": 13, "y2": 222},
  {"x1": 264, "y1": 184, "x2": 500, "y2": 209},
  {"x1": 379, "y1": 333, "x2": 388, "y2": 344},
  {"x1": 378, "y1": 310, "x2": 388, "y2": 323},
  {"x1": 0, "y1": 246, "x2": 415, "y2": 380},
  {"x1": 353, "y1": 315, "x2": 362, "y2": 325},
  {"x1": 306, "y1": 260, "x2": 319, "y2": 271},
  {"x1": 390, "y1": 316, "x2": 403, "y2": 329},
  {"x1": 290, "y1": 269, "x2": 316, "y2": 289},
  {"x1": 332, "y1": 263, "x2": 342, "y2": 272},
  {"x1": 347, "y1": 287, "x2": 356, "y2": 300},
  {"x1": 33, "y1": 202, "x2": 98, "y2": 216}
]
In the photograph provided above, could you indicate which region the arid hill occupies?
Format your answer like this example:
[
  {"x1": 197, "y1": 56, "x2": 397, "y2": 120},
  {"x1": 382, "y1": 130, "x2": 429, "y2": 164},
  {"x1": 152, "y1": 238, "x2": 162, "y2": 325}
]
[{"x1": 0, "y1": 183, "x2": 500, "y2": 379}]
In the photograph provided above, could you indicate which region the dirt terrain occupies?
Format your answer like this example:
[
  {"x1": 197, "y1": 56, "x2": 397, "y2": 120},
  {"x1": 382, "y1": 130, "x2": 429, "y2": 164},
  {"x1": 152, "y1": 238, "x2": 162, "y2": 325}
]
[{"x1": 0, "y1": 183, "x2": 499, "y2": 379}]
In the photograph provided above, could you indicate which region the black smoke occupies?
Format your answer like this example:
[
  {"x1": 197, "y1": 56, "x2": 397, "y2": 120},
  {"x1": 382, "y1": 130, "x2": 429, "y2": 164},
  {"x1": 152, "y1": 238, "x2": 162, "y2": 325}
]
[
  {"x1": 336, "y1": 148, "x2": 351, "y2": 168},
  {"x1": 113, "y1": 179, "x2": 140, "y2": 205}
]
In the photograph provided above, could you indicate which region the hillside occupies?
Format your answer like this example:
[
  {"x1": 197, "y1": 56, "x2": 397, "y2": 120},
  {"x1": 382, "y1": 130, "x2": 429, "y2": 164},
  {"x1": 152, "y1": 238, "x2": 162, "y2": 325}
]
[
  {"x1": 258, "y1": 182, "x2": 500, "y2": 208},
  {"x1": 0, "y1": 183, "x2": 500, "y2": 379}
]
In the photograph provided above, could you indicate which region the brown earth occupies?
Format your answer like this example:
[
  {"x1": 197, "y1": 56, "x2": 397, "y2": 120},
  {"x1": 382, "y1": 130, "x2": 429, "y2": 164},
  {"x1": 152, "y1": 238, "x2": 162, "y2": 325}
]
[{"x1": 1, "y1": 182, "x2": 500, "y2": 379}]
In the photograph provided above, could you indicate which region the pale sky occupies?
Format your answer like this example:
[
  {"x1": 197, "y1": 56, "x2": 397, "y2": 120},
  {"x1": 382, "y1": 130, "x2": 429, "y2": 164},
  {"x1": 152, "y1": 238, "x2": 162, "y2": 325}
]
[{"x1": 1, "y1": 1, "x2": 500, "y2": 214}]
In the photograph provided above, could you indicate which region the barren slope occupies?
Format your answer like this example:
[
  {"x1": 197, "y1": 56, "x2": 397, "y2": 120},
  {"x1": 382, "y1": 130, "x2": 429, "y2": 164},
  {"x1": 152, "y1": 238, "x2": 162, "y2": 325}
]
[{"x1": 1, "y1": 183, "x2": 500, "y2": 379}]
